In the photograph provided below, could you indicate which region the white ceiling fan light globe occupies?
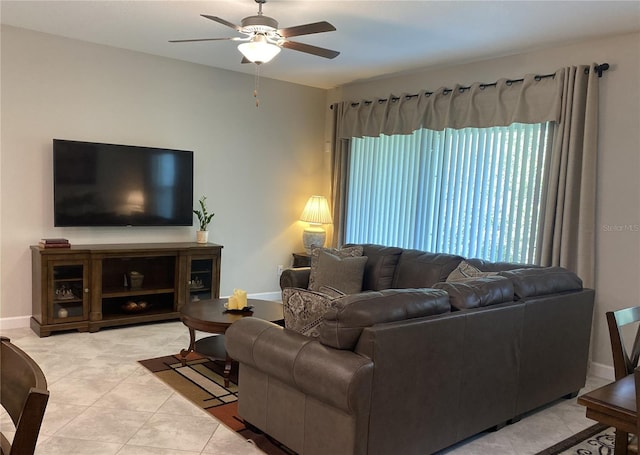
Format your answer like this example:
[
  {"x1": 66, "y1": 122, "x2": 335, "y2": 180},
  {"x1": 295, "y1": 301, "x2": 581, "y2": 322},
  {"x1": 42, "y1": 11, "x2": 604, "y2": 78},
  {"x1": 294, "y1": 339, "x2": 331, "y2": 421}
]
[{"x1": 237, "y1": 35, "x2": 281, "y2": 64}]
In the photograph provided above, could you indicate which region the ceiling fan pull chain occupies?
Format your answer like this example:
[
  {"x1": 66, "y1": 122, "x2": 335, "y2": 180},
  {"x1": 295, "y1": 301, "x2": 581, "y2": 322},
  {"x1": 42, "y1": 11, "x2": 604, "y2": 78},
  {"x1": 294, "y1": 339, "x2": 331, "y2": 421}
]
[{"x1": 254, "y1": 63, "x2": 260, "y2": 108}]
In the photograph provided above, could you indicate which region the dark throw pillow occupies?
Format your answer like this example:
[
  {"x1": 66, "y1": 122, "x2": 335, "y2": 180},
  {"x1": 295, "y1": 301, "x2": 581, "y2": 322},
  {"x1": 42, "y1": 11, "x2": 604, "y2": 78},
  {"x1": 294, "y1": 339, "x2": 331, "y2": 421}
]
[
  {"x1": 309, "y1": 250, "x2": 367, "y2": 295},
  {"x1": 308, "y1": 246, "x2": 365, "y2": 293}
]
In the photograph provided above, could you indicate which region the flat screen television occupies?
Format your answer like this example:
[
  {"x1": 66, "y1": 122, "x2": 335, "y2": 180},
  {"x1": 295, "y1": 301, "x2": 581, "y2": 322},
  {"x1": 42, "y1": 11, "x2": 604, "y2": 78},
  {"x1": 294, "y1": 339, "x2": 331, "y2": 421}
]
[{"x1": 53, "y1": 139, "x2": 194, "y2": 227}]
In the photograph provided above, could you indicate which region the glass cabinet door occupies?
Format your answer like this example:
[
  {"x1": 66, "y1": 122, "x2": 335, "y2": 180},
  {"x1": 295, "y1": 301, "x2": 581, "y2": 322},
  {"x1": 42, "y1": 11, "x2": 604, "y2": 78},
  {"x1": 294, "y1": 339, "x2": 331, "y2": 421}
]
[
  {"x1": 50, "y1": 261, "x2": 89, "y2": 323},
  {"x1": 189, "y1": 258, "x2": 215, "y2": 302}
]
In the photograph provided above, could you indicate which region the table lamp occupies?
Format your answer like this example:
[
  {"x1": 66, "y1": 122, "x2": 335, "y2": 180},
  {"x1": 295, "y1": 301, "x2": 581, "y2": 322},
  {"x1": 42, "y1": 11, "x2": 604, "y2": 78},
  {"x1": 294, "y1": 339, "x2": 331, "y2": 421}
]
[{"x1": 299, "y1": 195, "x2": 333, "y2": 254}]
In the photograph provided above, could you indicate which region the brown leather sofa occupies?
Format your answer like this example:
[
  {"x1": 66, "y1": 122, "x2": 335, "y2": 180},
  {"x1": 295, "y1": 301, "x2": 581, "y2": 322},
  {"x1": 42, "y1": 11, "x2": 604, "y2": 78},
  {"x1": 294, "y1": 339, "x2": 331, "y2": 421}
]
[{"x1": 225, "y1": 244, "x2": 595, "y2": 455}]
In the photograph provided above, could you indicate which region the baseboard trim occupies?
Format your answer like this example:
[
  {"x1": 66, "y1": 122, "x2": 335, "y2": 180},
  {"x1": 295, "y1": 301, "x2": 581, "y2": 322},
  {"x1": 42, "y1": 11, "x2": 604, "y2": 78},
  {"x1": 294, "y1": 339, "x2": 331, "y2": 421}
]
[
  {"x1": 0, "y1": 315, "x2": 31, "y2": 330},
  {"x1": 589, "y1": 361, "x2": 614, "y2": 381}
]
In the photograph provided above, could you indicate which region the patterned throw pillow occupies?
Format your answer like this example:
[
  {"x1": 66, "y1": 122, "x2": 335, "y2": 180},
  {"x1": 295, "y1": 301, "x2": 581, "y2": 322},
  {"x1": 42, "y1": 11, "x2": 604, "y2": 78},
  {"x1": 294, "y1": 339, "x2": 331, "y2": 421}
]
[
  {"x1": 282, "y1": 287, "x2": 342, "y2": 338},
  {"x1": 446, "y1": 260, "x2": 498, "y2": 282},
  {"x1": 308, "y1": 246, "x2": 365, "y2": 292}
]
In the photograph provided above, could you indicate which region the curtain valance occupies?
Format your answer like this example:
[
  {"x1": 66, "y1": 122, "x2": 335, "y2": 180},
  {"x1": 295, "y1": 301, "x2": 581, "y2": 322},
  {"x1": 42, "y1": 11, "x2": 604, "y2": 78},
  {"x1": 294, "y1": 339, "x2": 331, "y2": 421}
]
[{"x1": 338, "y1": 69, "x2": 566, "y2": 138}]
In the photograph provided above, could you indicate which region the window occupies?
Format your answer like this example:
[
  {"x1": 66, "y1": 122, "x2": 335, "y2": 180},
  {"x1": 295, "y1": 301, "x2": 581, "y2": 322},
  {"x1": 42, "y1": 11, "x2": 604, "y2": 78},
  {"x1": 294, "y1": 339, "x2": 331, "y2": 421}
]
[{"x1": 345, "y1": 123, "x2": 554, "y2": 263}]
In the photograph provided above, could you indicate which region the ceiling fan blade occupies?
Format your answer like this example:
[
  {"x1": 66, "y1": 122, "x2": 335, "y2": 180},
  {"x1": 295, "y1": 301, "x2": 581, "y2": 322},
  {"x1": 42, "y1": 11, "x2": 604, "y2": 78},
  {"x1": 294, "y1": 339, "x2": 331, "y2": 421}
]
[
  {"x1": 282, "y1": 41, "x2": 340, "y2": 59},
  {"x1": 169, "y1": 37, "x2": 238, "y2": 43},
  {"x1": 241, "y1": 56, "x2": 251, "y2": 64},
  {"x1": 278, "y1": 21, "x2": 336, "y2": 38},
  {"x1": 201, "y1": 15, "x2": 243, "y2": 32}
]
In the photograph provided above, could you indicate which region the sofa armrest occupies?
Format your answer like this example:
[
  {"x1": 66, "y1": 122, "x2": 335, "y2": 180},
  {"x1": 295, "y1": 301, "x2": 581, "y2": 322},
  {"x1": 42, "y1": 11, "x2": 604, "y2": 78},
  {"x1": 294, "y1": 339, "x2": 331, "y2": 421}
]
[
  {"x1": 226, "y1": 317, "x2": 373, "y2": 414},
  {"x1": 279, "y1": 267, "x2": 311, "y2": 290}
]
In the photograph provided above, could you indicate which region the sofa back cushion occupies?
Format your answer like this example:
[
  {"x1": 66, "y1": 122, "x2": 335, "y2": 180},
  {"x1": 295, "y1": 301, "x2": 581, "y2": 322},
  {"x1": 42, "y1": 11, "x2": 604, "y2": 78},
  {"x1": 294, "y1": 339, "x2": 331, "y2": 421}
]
[
  {"x1": 343, "y1": 243, "x2": 404, "y2": 291},
  {"x1": 433, "y1": 276, "x2": 515, "y2": 310},
  {"x1": 351, "y1": 244, "x2": 404, "y2": 291},
  {"x1": 498, "y1": 267, "x2": 583, "y2": 298},
  {"x1": 392, "y1": 249, "x2": 464, "y2": 288},
  {"x1": 319, "y1": 289, "x2": 450, "y2": 350}
]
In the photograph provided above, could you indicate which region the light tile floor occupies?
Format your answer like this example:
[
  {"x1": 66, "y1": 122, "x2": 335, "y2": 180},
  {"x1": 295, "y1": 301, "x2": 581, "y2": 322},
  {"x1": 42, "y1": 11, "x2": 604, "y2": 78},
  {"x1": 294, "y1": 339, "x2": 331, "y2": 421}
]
[{"x1": 1, "y1": 322, "x2": 610, "y2": 455}]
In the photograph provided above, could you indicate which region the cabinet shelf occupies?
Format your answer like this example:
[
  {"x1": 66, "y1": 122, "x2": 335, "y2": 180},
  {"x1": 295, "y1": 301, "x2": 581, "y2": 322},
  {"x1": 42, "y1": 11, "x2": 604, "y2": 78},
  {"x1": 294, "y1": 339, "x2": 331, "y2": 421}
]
[
  {"x1": 54, "y1": 298, "x2": 83, "y2": 304},
  {"x1": 190, "y1": 287, "x2": 211, "y2": 294},
  {"x1": 102, "y1": 287, "x2": 175, "y2": 298}
]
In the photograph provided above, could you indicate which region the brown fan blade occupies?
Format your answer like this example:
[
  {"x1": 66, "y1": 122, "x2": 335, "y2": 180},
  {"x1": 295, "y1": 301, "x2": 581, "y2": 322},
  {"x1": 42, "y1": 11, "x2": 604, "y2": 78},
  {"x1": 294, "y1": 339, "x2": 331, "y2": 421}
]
[
  {"x1": 169, "y1": 37, "x2": 237, "y2": 43},
  {"x1": 278, "y1": 21, "x2": 336, "y2": 38},
  {"x1": 201, "y1": 15, "x2": 243, "y2": 32},
  {"x1": 241, "y1": 56, "x2": 251, "y2": 64},
  {"x1": 282, "y1": 41, "x2": 340, "y2": 59}
]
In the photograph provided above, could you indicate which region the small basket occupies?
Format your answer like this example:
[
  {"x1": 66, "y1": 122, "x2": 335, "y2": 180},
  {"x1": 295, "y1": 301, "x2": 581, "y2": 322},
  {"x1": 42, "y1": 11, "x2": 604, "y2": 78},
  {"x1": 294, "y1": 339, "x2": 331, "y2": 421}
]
[{"x1": 128, "y1": 271, "x2": 144, "y2": 289}]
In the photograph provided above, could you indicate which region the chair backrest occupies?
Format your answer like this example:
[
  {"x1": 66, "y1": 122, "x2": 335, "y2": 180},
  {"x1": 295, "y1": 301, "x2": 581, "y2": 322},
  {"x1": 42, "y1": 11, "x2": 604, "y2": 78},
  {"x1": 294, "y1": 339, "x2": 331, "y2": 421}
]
[
  {"x1": 606, "y1": 306, "x2": 640, "y2": 380},
  {"x1": 635, "y1": 365, "x2": 640, "y2": 439},
  {"x1": 0, "y1": 336, "x2": 49, "y2": 455}
]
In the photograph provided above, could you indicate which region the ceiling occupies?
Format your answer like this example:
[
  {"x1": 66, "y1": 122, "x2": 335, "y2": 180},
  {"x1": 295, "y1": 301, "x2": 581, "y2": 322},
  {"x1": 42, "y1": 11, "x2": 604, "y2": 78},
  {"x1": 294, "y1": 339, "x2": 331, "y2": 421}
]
[{"x1": 1, "y1": 1, "x2": 639, "y2": 89}]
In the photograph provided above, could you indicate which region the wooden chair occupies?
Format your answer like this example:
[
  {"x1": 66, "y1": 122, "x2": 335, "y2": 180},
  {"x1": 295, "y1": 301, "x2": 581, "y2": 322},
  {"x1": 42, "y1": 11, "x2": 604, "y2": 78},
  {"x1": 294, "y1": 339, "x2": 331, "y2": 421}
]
[
  {"x1": 607, "y1": 306, "x2": 640, "y2": 380},
  {"x1": 626, "y1": 365, "x2": 640, "y2": 454},
  {"x1": 607, "y1": 307, "x2": 640, "y2": 453},
  {"x1": 0, "y1": 336, "x2": 49, "y2": 455},
  {"x1": 636, "y1": 366, "x2": 640, "y2": 447}
]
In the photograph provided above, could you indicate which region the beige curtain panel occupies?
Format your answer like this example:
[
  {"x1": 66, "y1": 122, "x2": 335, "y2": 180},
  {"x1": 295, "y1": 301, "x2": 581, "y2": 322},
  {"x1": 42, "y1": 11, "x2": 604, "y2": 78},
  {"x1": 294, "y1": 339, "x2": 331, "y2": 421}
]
[
  {"x1": 338, "y1": 72, "x2": 565, "y2": 138},
  {"x1": 329, "y1": 102, "x2": 350, "y2": 247},
  {"x1": 538, "y1": 65, "x2": 599, "y2": 288}
]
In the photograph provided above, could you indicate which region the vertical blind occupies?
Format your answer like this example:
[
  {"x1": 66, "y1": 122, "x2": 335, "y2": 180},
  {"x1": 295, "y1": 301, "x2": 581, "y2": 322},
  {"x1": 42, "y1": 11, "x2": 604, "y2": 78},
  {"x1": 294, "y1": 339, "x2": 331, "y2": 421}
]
[{"x1": 345, "y1": 122, "x2": 554, "y2": 263}]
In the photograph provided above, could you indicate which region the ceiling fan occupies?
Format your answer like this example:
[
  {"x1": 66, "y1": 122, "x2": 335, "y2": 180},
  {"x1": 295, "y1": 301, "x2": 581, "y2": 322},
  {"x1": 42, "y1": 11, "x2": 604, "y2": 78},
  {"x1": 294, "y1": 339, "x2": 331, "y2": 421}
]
[{"x1": 169, "y1": 0, "x2": 340, "y2": 64}]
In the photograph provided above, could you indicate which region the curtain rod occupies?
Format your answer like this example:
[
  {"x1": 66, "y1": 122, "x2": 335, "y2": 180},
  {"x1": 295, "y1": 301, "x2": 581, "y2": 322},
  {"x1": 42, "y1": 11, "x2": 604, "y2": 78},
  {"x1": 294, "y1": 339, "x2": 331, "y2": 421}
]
[{"x1": 330, "y1": 63, "x2": 610, "y2": 110}]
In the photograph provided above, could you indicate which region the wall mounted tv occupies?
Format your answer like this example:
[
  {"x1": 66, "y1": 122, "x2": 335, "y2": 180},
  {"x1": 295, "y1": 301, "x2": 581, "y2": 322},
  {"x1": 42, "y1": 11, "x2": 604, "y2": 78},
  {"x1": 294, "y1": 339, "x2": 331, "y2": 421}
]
[{"x1": 53, "y1": 139, "x2": 194, "y2": 227}]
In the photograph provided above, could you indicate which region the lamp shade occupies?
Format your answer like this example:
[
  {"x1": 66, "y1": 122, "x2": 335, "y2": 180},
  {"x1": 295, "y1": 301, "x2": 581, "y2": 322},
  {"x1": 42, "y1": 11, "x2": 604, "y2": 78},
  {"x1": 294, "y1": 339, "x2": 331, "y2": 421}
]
[
  {"x1": 300, "y1": 196, "x2": 333, "y2": 225},
  {"x1": 238, "y1": 35, "x2": 281, "y2": 64}
]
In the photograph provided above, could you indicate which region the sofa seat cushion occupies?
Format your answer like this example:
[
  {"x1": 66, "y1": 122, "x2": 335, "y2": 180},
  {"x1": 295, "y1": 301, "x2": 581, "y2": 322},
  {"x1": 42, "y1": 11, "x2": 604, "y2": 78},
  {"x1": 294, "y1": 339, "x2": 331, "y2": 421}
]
[
  {"x1": 433, "y1": 276, "x2": 515, "y2": 310},
  {"x1": 391, "y1": 249, "x2": 464, "y2": 288},
  {"x1": 282, "y1": 287, "x2": 344, "y2": 338},
  {"x1": 319, "y1": 289, "x2": 450, "y2": 350},
  {"x1": 308, "y1": 246, "x2": 366, "y2": 294},
  {"x1": 498, "y1": 267, "x2": 583, "y2": 298}
]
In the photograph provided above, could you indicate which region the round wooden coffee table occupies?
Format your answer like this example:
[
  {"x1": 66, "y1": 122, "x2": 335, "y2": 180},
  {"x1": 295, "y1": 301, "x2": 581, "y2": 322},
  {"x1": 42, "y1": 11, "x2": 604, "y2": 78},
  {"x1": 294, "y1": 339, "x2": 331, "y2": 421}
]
[{"x1": 179, "y1": 298, "x2": 283, "y2": 386}]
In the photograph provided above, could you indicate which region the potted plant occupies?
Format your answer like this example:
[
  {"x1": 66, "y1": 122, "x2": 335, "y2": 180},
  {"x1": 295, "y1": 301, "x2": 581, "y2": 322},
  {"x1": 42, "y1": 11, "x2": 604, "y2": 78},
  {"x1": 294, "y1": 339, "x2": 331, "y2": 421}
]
[{"x1": 193, "y1": 196, "x2": 215, "y2": 243}]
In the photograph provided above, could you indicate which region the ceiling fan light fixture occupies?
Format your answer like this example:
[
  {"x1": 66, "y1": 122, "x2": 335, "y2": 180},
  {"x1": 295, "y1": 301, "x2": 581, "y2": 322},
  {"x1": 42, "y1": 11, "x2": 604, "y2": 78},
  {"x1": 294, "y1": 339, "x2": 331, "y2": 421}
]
[{"x1": 238, "y1": 35, "x2": 281, "y2": 64}]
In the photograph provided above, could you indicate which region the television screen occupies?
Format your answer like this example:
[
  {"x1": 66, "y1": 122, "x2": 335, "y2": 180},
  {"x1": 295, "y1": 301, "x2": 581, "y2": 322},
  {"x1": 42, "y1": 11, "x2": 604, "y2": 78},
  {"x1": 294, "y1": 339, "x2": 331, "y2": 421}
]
[{"x1": 53, "y1": 139, "x2": 194, "y2": 227}]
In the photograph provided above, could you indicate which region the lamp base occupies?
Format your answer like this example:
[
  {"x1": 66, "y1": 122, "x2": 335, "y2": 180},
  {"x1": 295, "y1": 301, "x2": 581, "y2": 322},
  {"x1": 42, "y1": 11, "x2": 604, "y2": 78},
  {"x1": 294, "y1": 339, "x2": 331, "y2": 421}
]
[{"x1": 302, "y1": 227, "x2": 326, "y2": 255}]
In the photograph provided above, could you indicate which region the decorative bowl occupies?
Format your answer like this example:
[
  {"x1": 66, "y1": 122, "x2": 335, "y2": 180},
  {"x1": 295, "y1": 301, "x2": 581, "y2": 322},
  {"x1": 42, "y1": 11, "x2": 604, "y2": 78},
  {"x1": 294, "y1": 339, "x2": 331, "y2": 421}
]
[{"x1": 121, "y1": 300, "x2": 151, "y2": 313}]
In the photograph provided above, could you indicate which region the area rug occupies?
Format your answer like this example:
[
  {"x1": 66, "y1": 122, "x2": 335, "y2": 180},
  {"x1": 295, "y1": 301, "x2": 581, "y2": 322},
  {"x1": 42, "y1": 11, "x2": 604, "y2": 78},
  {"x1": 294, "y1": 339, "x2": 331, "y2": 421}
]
[
  {"x1": 139, "y1": 353, "x2": 294, "y2": 455},
  {"x1": 534, "y1": 423, "x2": 614, "y2": 454}
]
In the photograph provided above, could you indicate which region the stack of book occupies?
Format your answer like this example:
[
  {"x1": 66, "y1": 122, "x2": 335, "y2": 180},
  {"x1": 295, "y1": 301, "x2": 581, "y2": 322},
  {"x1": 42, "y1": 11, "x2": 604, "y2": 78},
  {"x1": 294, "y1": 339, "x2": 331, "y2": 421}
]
[{"x1": 39, "y1": 238, "x2": 71, "y2": 248}]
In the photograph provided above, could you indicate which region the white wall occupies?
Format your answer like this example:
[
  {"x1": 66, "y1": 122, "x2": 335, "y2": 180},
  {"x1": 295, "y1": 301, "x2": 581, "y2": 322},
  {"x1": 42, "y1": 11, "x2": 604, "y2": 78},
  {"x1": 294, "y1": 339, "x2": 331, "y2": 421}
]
[
  {"x1": 329, "y1": 32, "x2": 640, "y2": 372},
  {"x1": 0, "y1": 25, "x2": 328, "y2": 322}
]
